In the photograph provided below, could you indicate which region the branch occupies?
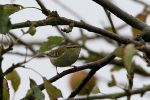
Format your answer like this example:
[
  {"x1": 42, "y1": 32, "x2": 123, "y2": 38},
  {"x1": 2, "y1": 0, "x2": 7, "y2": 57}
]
[
  {"x1": 0, "y1": 44, "x2": 13, "y2": 100},
  {"x1": 92, "y1": 0, "x2": 148, "y2": 30},
  {"x1": 53, "y1": 0, "x2": 84, "y2": 20},
  {"x1": 0, "y1": 40, "x2": 42, "y2": 46},
  {"x1": 12, "y1": 17, "x2": 139, "y2": 45},
  {"x1": 35, "y1": 0, "x2": 50, "y2": 15},
  {"x1": 2, "y1": 61, "x2": 25, "y2": 77},
  {"x1": 92, "y1": 0, "x2": 150, "y2": 41},
  {"x1": 110, "y1": 59, "x2": 150, "y2": 77},
  {"x1": 133, "y1": 0, "x2": 150, "y2": 8},
  {"x1": 9, "y1": 32, "x2": 36, "y2": 54},
  {"x1": 73, "y1": 85, "x2": 150, "y2": 100}
]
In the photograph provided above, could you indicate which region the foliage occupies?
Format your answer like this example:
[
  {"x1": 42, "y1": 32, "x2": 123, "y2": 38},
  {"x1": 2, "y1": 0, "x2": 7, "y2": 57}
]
[{"x1": 0, "y1": 0, "x2": 150, "y2": 100}]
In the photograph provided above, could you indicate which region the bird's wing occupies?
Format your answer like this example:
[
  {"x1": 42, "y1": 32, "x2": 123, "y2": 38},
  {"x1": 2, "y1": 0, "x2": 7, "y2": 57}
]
[{"x1": 48, "y1": 47, "x2": 66, "y2": 57}]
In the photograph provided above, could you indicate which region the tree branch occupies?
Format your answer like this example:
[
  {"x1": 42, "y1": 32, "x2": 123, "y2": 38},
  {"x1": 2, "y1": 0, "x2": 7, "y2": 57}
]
[
  {"x1": 9, "y1": 32, "x2": 36, "y2": 54},
  {"x1": 92, "y1": 0, "x2": 149, "y2": 30},
  {"x1": 0, "y1": 44, "x2": 13, "y2": 100},
  {"x1": 12, "y1": 17, "x2": 140, "y2": 45},
  {"x1": 35, "y1": 0, "x2": 50, "y2": 15},
  {"x1": 73, "y1": 85, "x2": 150, "y2": 100}
]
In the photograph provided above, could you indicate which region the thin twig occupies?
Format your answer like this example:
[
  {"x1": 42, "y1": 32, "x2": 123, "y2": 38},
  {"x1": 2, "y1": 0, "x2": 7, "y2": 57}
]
[
  {"x1": 35, "y1": 0, "x2": 50, "y2": 15},
  {"x1": 9, "y1": 32, "x2": 36, "y2": 54},
  {"x1": 104, "y1": 9, "x2": 118, "y2": 34},
  {"x1": 0, "y1": 44, "x2": 13, "y2": 100},
  {"x1": 133, "y1": 0, "x2": 150, "y2": 8},
  {"x1": 53, "y1": 0, "x2": 85, "y2": 20},
  {"x1": 73, "y1": 85, "x2": 150, "y2": 100}
]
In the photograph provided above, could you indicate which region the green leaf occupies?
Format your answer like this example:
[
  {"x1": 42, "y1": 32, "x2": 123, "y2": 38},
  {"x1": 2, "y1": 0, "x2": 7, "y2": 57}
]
[
  {"x1": 91, "y1": 86, "x2": 100, "y2": 94},
  {"x1": 3, "y1": 78, "x2": 10, "y2": 100},
  {"x1": 0, "y1": 4, "x2": 23, "y2": 34},
  {"x1": 81, "y1": 32, "x2": 87, "y2": 45},
  {"x1": 0, "y1": 4, "x2": 24, "y2": 16},
  {"x1": 28, "y1": 78, "x2": 45, "y2": 100},
  {"x1": 6, "y1": 70, "x2": 20, "y2": 92},
  {"x1": 39, "y1": 36, "x2": 64, "y2": 53},
  {"x1": 123, "y1": 44, "x2": 136, "y2": 74},
  {"x1": 27, "y1": 24, "x2": 36, "y2": 36},
  {"x1": 0, "y1": 4, "x2": 23, "y2": 16},
  {"x1": 111, "y1": 65, "x2": 122, "y2": 72},
  {"x1": 43, "y1": 77, "x2": 62, "y2": 99},
  {"x1": 114, "y1": 46, "x2": 124, "y2": 58},
  {"x1": 86, "y1": 53, "x2": 103, "y2": 63},
  {"x1": 0, "y1": 17, "x2": 11, "y2": 34},
  {"x1": 108, "y1": 75, "x2": 117, "y2": 87}
]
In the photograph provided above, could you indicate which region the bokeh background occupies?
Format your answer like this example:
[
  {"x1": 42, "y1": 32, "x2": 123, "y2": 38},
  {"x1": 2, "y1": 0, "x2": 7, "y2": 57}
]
[{"x1": 1, "y1": 0, "x2": 150, "y2": 100}]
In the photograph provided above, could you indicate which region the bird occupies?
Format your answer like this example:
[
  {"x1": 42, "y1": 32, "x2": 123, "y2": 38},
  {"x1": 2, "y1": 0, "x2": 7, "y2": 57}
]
[{"x1": 47, "y1": 44, "x2": 81, "y2": 73}]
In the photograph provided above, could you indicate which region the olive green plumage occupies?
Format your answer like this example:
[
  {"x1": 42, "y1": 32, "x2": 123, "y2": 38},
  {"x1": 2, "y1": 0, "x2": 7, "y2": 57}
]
[{"x1": 47, "y1": 45, "x2": 81, "y2": 67}]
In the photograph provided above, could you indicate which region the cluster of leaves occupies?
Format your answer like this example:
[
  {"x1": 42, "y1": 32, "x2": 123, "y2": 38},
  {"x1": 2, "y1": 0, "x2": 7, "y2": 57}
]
[
  {"x1": 1, "y1": 1, "x2": 150, "y2": 100},
  {"x1": 0, "y1": 4, "x2": 67, "y2": 100}
]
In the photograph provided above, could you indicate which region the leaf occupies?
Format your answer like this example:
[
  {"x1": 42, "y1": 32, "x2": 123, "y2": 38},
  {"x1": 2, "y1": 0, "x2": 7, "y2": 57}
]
[
  {"x1": 3, "y1": 78, "x2": 10, "y2": 100},
  {"x1": 81, "y1": 33, "x2": 87, "y2": 45},
  {"x1": 0, "y1": 17, "x2": 11, "y2": 34},
  {"x1": 39, "y1": 36, "x2": 64, "y2": 53},
  {"x1": 0, "y1": 4, "x2": 23, "y2": 34},
  {"x1": 111, "y1": 65, "x2": 122, "y2": 72},
  {"x1": 91, "y1": 86, "x2": 100, "y2": 94},
  {"x1": 105, "y1": 27, "x2": 113, "y2": 33},
  {"x1": 0, "y1": 4, "x2": 23, "y2": 16},
  {"x1": 43, "y1": 77, "x2": 62, "y2": 99},
  {"x1": 132, "y1": 7, "x2": 150, "y2": 37},
  {"x1": 86, "y1": 53, "x2": 103, "y2": 63},
  {"x1": 27, "y1": 24, "x2": 36, "y2": 36},
  {"x1": 0, "y1": 4, "x2": 24, "y2": 16},
  {"x1": 123, "y1": 44, "x2": 136, "y2": 74},
  {"x1": 108, "y1": 75, "x2": 117, "y2": 87},
  {"x1": 28, "y1": 78, "x2": 45, "y2": 100},
  {"x1": 114, "y1": 46, "x2": 124, "y2": 58},
  {"x1": 6, "y1": 70, "x2": 20, "y2": 92}
]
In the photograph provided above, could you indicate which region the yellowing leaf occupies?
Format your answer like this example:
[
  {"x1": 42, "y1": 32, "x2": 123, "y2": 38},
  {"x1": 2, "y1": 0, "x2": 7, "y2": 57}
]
[
  {"x1": 114, "y1": 46, "x2": 124, "y2": 58},
  {"x1": 132, "y1": 8, "x2": 150, "y2": 37},
  {"x1": 86, "y1": 53, "x2": 103, "y2": 63},
  {"x1": 123, "y1": 44, "x2": 137, "y2": 74},
  {"x1": 43, "y1": 77, "x2": 62, "y2": 100},
  {"x1": 111, "y1": 65, "x2": 122, "y2": 72},
  {"x1": 6, "y1": 70, "x2": 20, "y2": 92},
  {"x1": 91, "y1": 86, "x2": 100, "y2": 94},
  {"x1": 105, "y1": 27, "x2": 113, "y2": 33},
  {"x1": 108, "y1": 75, "x2": 117, "y2": 87},
  {"x1": 81, "y1": 33, "x2": 87, "y2": 46},
  {"x1": 3, "y1": 78, "x2": 10, "y2": 100}
]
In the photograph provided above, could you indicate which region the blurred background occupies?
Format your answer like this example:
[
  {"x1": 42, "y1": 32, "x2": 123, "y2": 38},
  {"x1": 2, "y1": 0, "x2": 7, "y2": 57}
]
[{"x1": 1, "y1": 0, "x2": 150, "y2": 100}]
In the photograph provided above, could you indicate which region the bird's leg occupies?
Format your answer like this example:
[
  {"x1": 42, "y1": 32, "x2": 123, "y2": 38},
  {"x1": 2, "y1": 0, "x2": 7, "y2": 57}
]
[
  {"x1": 55, "y1": 66, "x2": 59, "y2": 75},
  {"x1": 71, "y1": 65, "x2": 77, "y2": 69}
]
